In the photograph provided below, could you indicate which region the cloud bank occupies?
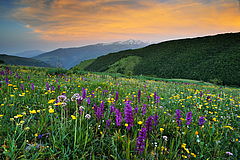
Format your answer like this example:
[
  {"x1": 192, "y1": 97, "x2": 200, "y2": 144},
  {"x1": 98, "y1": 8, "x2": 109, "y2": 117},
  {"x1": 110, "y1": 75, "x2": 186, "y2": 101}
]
[{"x1": 10, "y1": 0, "x2": 240, "y2": 42}]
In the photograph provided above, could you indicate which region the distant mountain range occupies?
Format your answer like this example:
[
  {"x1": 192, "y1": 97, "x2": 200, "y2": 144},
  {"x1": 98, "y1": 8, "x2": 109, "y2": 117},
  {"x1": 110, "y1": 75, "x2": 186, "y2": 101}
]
[
  {"x1": 0, "y1": 54, "x2": 53, "y2": 68},
  {"x1": 80, "y1": 32, "x2": 240, "y2": 87},
  {"x1": 32, "y1": 39, "x2": 149, "y2": 69},
  {"x1": 14, "y1": 50, "x2": 44, "y2": 58}
]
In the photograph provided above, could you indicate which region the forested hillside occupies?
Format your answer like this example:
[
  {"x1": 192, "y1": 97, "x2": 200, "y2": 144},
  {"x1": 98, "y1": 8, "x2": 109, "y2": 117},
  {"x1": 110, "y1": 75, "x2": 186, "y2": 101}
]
[{"x1": 84, "y1": 32, "x2": 240, "y2": 86}]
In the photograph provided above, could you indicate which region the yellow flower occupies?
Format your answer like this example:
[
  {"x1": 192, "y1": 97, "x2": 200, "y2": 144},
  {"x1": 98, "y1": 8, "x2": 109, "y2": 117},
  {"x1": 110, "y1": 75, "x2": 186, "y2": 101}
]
[
  {"x1": 100, "y1": 131, "x2": 103, "y2": 134},
  {"x1": 125, "y1": 123, "x2": 128, "y2": 127},
  {"x1": 8, "y1": 84, "x2": 13, "y2": 86},
  {"x1": 29, "y1": 110, "x2": 36, "y2": 114},
  {"x1": 0, "y1": 115, "x2": 3, "y2": 117},
  {"x1": 54, "y1": 102, "x2": 63, "y2": 105},
  {"x1": 195, "y1": 131, "x2": 198, "y2": 135},
  {"x1": 223, "y1": 126, "x2": 233, "y2": 130},
  {"x1": 71, "y1": 115, "x2": 76, "y2": 119},
  {"x1": 48, "y1": 99, "x2": 55, "y2": 104},
  {"x1": 17, "y1": 114, "x2": 23, "y2": 118},
  {"x1": 49, "y1": 108, "x2": 54, "y2": 113},
  {"x1": 10, "y1": 95, "x2": 14, "y2": 97},
  {"x1": 35, "y1": 134, "x2": 38, "y2": 137},
  {"x1": 25, "y1": 127, "x2": 30, "y2": 130},
  {"x1": 181, "y1": 143, "x2": 186, "y2": 148},
  {"x1": 160, "y1": 128, "x2": 164, "y2": 132},
  {"x1": 138, "y1": 121, "x2": 143, "y2": 125}
]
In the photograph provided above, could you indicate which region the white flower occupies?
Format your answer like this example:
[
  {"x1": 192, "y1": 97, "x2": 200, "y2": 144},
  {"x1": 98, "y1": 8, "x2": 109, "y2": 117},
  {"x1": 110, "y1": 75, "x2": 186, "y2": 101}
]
[
  {"x1": 163, "y1": 136, "x2": 168, "y2": 141},
  {"x1": 71, "y1": 93, "x2": 82, "y2": 101},
  {"x1": 85, "y1": 114, "x2": 91, "y2": 119}
]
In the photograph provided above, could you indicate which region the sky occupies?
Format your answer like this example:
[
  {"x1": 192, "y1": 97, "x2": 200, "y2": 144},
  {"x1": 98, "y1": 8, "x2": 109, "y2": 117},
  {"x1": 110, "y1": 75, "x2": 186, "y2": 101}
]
[{"x1": 0, "y1": 0, "x2": 240, "y2": 54}]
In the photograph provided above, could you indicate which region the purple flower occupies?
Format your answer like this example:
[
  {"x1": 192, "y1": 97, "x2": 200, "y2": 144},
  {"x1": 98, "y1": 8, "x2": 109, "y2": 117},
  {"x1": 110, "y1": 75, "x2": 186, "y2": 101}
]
[
  {"x1": 134, "y1": 105, "x2": 138, "y2": 114},
  {"x1": 198, "y1": 116, "x2": 205, "y2": 126},
  {"x1": 100, "y1": 100, "x2": 105, "y2": 110},
  {"x1": 200, "y1": 91, "x2": 203, "y2": 97},
  {"x1": 56, "y1": 79, "x2": 58, "y2": 83},
  {"x1": 175, "y1": 109, "x2": 181, "y2": 126},
  {"x1": 46, "y1": 82, "x2": 49, "y2": 90},
  {"x1": 124, "y1": 103, "x2": 134, "y2": 130},
  {"x1": 132, "y1": 94, "x2": 134, "y2": 101},
  {"x1": 95, "y1": 107, "x2": 103, "y2": 120},
  {"x1": 154, "y1": 91, "x2": 157, "y2": 101},
  {"x1": 5, "y1": 67, "x2": 9, "y2": 75},
  {"x1": 58, "y1": 85, "x2": 60, "y2": 90},
  {"x1": 31, "y1": 83, "x2": 34, "y2": 91},
  {"x1": 147, "y1": 95, "x2": 150, "y2": 101},
  {"x1": 87, "y1": 97, "x2": 91, "y2": 105},
  {"x1": 93, "y1": 103, "x2": 97, "y2": 112},
  {"x1": 106, "y1": 119, "x2": 111, "y2": 129},
  {"x1": 28, "y1": 76, "x2": 30, "y2": 80},
  {"x1": 91, "y1": 91, "x2": 95, "y2": 98},
  {"x1": 115, "y1": 91, "x2": 119, "y2": 101},
  {"x1": 52, "y1": 86, "x2": 55, "y2": 91},
  {"x1": 138, "y1": 90, "x2": 141, "y2": 103},
  {"x1": 5, "y1": 76, "x2": 9, "y2": 85},
  {"x1": 0, "y1": 69, "x2": 4, "y2": 75},
  {"x1": 115, "y1": 109, "x2": 122, "y2": 126},
  {"x1": 156, "y1": 96, "x2": 160, "y2": 104},
  {"x1": 153, "y1": 114, "x2": 159, "y2": 126},
  {"x1": 145, "y1": 115, "x2": 153, "y2": 131},
  {"x1": 135, "y1": 127, "x2": 147, "y2": 154},
  {"x1": 109, "y1": 105, "x2": 115, "y2": 114},
  {"x1": 21, "y1": 83, "x2": 24, "y2": 91},
  {"x1": 82, "y1": 87, "x2": 86, "y2": 99},
  {"x1": 142, "y1": 103, "x2": 146, "y2": 115},
  {"x1": 186, "y1": 111, "x2": 192, "y2": 126}
]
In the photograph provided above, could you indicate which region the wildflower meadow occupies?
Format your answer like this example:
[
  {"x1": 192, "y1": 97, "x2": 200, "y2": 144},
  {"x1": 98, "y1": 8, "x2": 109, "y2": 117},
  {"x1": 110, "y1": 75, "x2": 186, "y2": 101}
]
[{"x1": 0, "y1": 65, "x2": 239, "y2": 159}]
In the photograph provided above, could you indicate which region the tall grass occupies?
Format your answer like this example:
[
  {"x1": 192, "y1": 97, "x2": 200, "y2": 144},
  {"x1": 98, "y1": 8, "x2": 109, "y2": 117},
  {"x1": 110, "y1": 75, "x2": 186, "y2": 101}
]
[{"x1": 0, "y1": 65, "x2": 239, "y2": 159}]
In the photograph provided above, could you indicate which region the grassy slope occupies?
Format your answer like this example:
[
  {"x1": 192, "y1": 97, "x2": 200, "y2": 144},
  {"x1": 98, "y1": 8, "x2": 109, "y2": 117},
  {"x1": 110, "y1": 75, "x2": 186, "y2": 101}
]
[
  {"x1": 84, "y1": 32, "x2": 240, "y2": 86},
  {"x1": 106, "y1": 56, "x2": 142, "y2": 74},
  {"x1": 0, "y1": 54, "x2": 53, "y2": 68},
  {"x1": 71, "y1": 59, "x2": 96, "y2": 70}
]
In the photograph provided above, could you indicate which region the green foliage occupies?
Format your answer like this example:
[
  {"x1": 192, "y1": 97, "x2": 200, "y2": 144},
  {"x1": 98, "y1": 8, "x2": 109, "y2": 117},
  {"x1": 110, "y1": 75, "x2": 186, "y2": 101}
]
[
  {"x1": 85, "y1": 32, "x2": 240, "y2": 87},
  {"x1": 45, "y1": 67, "x2": 69, "y2": 75}
]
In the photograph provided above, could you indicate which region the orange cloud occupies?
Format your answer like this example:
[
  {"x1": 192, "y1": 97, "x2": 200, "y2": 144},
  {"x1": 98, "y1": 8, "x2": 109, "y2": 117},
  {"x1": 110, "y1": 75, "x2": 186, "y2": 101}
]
[{"x1": 11, "y1": 0, "x2": 240, "y2": 42}]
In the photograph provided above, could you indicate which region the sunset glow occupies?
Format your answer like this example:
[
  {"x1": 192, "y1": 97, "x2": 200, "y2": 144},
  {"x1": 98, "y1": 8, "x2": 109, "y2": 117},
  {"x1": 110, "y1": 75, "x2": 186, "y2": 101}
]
[{"x1": 0, "y1": 0, "x2": 240, "y2": 53}]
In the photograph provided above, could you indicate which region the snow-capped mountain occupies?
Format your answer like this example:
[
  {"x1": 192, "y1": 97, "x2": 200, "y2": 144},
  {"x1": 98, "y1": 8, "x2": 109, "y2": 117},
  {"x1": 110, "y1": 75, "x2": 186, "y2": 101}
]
[{"x1": 32, "y1": 40, "x2": 150, "y2": 69}]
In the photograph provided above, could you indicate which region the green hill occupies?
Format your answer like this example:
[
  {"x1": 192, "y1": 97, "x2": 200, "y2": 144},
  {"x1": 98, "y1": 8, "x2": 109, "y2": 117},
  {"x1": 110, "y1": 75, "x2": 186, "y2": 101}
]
[
  {"x1": 0, "y1": 54, "x2": 53, "y2": 68},
  {"x1": 83, "y1": 32, "x2": 240, "y2": 86}
]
